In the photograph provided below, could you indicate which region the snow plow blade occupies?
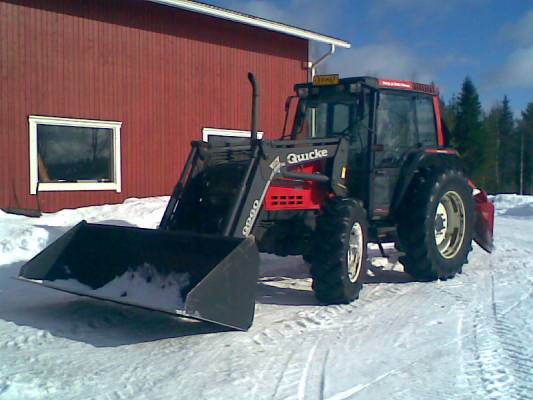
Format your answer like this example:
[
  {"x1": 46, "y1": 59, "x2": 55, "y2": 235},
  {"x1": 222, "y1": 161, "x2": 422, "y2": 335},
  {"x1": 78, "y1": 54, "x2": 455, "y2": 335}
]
[
  {"x1": 18, "y1": 221, "x2": 260, "y2": 331},
  {"x1": 474, "y1": 190, "x2": 495, "y2": 253}
]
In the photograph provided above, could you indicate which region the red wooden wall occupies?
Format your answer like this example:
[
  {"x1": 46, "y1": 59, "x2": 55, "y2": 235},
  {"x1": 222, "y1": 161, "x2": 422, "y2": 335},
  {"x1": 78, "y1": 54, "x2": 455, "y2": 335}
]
[{"x1": 0, "y1": 0, "x2": 308, "y2": 212}]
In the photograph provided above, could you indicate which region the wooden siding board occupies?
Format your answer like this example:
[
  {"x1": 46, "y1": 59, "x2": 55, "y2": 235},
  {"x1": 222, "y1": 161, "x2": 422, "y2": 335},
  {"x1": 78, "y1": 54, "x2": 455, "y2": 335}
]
[
  {"x1": 0, "y1": 3, "x2": 10, "y2": 207},
  {"x1": 0, "y1": 0, "x2": 308, "y2": 212},
  {"x1": 0, "y1": 4, "x2": 5, "y2": 207}
]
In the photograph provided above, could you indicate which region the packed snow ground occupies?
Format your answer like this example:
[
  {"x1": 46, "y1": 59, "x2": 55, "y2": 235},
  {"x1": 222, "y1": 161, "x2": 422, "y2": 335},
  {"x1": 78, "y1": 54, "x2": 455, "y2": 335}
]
[{"x1": 0, "y1": 195, "x2": 531, "y2": 400}]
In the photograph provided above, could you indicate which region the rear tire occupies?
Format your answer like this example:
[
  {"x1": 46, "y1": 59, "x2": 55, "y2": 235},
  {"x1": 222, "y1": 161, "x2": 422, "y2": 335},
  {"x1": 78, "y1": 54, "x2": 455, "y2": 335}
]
[
  {"x1": 397, "y1": 169, "x2": 474, "y2": 281},
  {"x1": 310, "y1": 198, "x2": 367, "y2": 304}
]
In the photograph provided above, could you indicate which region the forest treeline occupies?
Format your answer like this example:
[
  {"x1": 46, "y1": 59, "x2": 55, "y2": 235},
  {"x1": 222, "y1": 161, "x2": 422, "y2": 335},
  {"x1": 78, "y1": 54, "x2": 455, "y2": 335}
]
[{"x1": 441, "y1": 77, "x2": 532, "y2": 195}]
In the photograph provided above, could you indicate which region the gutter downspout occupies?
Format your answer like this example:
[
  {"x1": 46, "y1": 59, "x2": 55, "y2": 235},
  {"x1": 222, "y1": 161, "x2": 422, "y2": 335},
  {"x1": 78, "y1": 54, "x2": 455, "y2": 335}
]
[
  {"x1": 308, "y1": 44, "x2": 336, "y2": 81},
  {"x1": 307, "y1": 44, "x2": 336, "y2": 136}
]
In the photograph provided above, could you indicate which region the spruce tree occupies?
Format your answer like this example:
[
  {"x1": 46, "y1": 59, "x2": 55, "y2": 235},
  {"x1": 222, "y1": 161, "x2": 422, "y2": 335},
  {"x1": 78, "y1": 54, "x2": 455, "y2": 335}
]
[
  {"x1": 440, "y1": 95, "x2": 458, "y2": 144},
  {"x1": 517, "y1": 103, "x2": 533, "y2": 194},
  {"x1": 453, "y1": 77, "x2": 486, "y2": 183},
  {"x1": 498, "y1": 96, "x2": 517, "y2": 192},
  {"x1": 483, "y1": 104, "x2": 502, "y2": 193}
]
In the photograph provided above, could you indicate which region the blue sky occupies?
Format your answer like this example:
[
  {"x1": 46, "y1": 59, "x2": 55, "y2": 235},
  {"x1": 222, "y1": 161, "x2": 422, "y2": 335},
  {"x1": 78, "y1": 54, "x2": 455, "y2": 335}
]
[{"x1": 207, "y1": 0, "x2": 532, "y2": 116}]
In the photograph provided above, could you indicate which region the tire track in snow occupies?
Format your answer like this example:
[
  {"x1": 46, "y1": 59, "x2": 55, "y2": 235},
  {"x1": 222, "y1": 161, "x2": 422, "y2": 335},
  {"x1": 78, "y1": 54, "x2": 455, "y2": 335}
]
[
  {"x1": 265, "y1": 278, "x2": 457, "y2": 400},
  {"x1": 297, "y1": 341, "x2": 318, "y2": 400},
  {"x1": 268, "y1": 337, "x2": 317, "y2": 400},
  {"x1": 458, "y1": 254, "x2": 532, "y2": 400},
  {"x1": 251, "y1": 283, "x2": 418, "y2": 347},
  {"x1": 269, "y1": 338, "x2": 330, "y2": 400},
  {"x1": 488, "y1": 269, "x2": 533, "y2": 399}
]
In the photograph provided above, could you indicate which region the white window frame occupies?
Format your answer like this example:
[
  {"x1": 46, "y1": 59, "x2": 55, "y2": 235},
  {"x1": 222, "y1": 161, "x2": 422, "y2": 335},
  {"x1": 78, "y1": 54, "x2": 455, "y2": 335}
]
[
  {"x1": 202, "y1": 127, "x2": 264, "y2": 142},
  {"x1": 29, "y1": 115, "x2": 122, "y2": 194}
]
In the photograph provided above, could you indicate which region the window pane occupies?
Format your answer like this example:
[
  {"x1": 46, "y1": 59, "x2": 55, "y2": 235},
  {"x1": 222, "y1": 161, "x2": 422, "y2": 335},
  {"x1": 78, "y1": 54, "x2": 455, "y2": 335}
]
[
  {"x1": 416, "y1": 97, "x2": 437, "y2": 146},
  {"x1": 331, "y1": 104, "x2": 350, "y2": 133},
  {"x1": 37, "y1": 124, "x2": 113, "y2": 182},
  {"x1": 376, "y1": 93, "x2": 416, "y2": 167},
  {"x1": 314, "y1": 103, "x2": 328, "y2": 137}
]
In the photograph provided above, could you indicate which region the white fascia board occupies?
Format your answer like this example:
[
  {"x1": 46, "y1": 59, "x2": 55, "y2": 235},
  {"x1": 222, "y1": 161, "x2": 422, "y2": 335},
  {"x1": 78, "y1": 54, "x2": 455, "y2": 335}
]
[{"x1": 147, "y1": 0, "x2": 351, "y2": 48}]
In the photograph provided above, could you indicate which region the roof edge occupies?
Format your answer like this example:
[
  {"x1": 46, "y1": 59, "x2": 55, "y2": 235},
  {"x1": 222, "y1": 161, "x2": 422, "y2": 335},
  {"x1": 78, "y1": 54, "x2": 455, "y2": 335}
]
[{"x1": 147, "y1": 0, "x2": 351, "y2": 48}]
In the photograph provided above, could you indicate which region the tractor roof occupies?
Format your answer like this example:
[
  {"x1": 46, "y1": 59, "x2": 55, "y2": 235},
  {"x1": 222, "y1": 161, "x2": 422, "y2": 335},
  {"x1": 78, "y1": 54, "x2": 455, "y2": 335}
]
[{"x1": 295, "y1": 76, "x2": 439, "y2": 96}]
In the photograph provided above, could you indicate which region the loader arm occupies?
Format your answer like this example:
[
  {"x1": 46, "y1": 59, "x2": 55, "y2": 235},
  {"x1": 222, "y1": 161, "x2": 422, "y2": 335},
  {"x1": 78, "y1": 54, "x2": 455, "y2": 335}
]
[{"x1": 160, "y1": 136, "x2": 350, "y2": 239}]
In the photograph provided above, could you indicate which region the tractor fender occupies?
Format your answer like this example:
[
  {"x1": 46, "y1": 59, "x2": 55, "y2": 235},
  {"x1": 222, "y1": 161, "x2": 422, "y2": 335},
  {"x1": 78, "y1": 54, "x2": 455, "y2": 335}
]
[{"x1": 390, "y1": 148, "x2": 466, "y2": 216}]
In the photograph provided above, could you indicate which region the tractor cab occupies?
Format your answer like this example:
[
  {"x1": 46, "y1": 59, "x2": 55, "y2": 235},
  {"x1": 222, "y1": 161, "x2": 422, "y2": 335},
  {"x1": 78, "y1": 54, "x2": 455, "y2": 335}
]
[
  {"x1": 290, "y1": 75, "x2": 446, "y2": 219},
  {"x1": 291, "y1": 75, "x2": 442, "y2": 143}
]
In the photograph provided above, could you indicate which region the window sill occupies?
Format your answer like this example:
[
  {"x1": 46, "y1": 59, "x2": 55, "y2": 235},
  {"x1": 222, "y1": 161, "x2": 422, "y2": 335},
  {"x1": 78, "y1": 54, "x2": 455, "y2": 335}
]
[{"x1": 35, "y1": 182, "x2": 121, "y2": 193}]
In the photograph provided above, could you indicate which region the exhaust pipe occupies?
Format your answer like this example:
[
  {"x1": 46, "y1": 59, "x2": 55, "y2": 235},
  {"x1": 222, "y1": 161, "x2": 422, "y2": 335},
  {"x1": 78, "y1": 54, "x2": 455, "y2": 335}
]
[
  {"x1": 247, "y1": 72, "x2": 259, "y2": 149},
  {"x1": 221, "y1": 73, "x2": 262, "y2": 236}
]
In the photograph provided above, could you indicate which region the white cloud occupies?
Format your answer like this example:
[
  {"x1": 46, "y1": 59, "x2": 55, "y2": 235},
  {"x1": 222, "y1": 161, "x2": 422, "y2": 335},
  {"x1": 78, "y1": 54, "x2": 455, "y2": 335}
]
[
  {"x1": 369, "y1": 0, "x2": 488, "y2": 18},
  {"x1": 490, "y1": 8, "x2": 533, "y2": 89},
  {"x1": 499, "y1": 9, "x2": 533, "y2": 46},
  {"x1": 493, "y1": 46, "x2": 533, "y2": 88},
  {"x1": 225, "y1": 0, "x2": 288, "y2": 23},
  {"x1": 216, "y1": 1, "x2": 435, "y2": 83},
  {"x1": 223, "y1": 0, "x2": 341, "y2": 32},
  {"x1": 322, "y1": 43, "x2": 433, "y2": 83},
  {"x1": 221, "y1": 0, "x2": 353, "y2": 67},
  {"x1": 370, "y1": 0, "x2": 441, "y2": 14}
]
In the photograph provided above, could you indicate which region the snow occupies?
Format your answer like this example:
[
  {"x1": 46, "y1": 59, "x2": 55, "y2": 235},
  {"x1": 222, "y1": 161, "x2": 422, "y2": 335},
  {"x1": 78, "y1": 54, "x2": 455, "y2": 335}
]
[
  {"x1": 0, "y1": 194, "x2": 532, "y2": 399},
  {"x1": 0, "y1": 197, "x2": 168, "y2": 265},
  {"x1": 490, "y1": 194, "x2": 533, "y2": 217},
  {"x1": 44, "y1": 264, "x2": 190, "y2": 312}
]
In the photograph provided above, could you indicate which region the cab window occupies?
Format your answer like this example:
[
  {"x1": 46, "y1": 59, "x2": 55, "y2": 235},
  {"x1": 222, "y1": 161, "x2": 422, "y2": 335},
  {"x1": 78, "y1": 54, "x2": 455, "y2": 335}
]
[
  {"x1": 415, "y1": 96, "x2": 437, "y2": 146},
  {"x1": 375, "y1": 92, "x2": 417, "y2": 167},
  {"x1": 291, "y1": 91, "x2": 363, "y2": 140}
]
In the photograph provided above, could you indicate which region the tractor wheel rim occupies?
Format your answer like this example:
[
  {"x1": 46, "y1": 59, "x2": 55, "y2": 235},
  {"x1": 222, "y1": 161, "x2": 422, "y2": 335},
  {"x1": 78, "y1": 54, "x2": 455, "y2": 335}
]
[
  {"x1": 434, "y1": 191, "x2": 466, "y2": 259},
  {"x1": 347, "y1": 222, "x2": 363, "y2": 283}
]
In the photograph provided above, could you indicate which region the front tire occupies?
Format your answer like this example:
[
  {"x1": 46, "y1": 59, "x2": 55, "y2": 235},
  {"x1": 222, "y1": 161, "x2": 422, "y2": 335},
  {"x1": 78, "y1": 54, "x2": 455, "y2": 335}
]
[
  {"x1": 397, "y1": 169, "x2": 474, "y2": 281},
  {"x1": 310, "y1": 198, "x2": 368, "y2": 304}
]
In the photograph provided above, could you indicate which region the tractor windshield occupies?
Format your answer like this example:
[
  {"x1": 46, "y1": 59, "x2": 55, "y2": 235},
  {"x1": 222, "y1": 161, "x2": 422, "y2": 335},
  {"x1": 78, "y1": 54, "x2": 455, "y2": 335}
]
[{"x1": 291, "y1": 89, "x2": 368, "y2": 141}]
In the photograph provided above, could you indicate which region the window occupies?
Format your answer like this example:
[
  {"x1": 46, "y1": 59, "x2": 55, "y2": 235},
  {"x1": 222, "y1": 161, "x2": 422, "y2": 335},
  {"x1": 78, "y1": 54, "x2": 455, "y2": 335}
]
[
  {"x1": 202, "y1": 127, "x2": 264, "y2": 145},
  {"x1": 29, "y1": 116, "x2": 122, "y2": 194},
  {"x1": 331, "y1": 104, "x2": 351, "y2": 133},
  {"x1": 376, "y1": 92, "x2": 417, "y2": 167},
  {"x1": 415, "y1": 96, "x2": 437, "y2": 146},
  {"x1": 295, "y1": 92, "x2": 362, "y2": 139}
]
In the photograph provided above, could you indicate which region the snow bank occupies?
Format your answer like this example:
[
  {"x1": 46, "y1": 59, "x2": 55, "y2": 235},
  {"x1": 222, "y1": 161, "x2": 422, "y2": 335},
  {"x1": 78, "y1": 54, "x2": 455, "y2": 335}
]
[
  {"x1": 491, "y1": 194, "x2": 533, "y2": 217},
  {"x1": 0, "y1": 196, "x2": 168, "y2": 266},
  {"x1": 0, "y1": 224, "x2": 50, "y2": 265},
  {"x1": 2, "y1": 193, "x2": 530, "y2": 267},
  {"x1": 39, "y1": 196, "x2": 169, "y2": 228},
  {"x1": 47, "y1": 263, "x2": 190, "y2": 311}
]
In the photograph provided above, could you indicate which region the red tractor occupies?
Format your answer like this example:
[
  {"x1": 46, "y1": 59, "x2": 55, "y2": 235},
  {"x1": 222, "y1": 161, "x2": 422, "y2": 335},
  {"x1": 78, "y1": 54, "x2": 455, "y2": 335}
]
[{"x1": 19, "y1": 74, "x2": 494, "y2": 330}]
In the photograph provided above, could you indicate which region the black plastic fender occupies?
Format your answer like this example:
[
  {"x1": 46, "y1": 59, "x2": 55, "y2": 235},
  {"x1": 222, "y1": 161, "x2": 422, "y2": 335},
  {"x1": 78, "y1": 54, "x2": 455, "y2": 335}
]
[{"x1": 390, "y1": 148, "x2": 466, "y2": 216}]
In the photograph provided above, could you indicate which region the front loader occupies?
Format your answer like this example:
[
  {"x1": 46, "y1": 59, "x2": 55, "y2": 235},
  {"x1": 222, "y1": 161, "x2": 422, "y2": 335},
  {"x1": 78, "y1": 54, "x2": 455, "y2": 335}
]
[{"x1": 19, "y1": 73, "x2": 494, "y2": 330}]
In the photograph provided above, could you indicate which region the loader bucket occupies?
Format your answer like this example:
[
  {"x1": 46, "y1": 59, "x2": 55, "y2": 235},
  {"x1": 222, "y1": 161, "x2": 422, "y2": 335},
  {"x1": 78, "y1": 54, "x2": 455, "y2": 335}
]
[{"x1": 18, "y1": 221, "x2": 260, "y2": 331}]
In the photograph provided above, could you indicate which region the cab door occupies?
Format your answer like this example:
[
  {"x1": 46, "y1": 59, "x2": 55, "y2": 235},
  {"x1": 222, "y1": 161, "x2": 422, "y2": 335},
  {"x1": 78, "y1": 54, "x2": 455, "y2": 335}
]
[{"x1": 370, "y1": 91, "x2": 438, "y2": 218}]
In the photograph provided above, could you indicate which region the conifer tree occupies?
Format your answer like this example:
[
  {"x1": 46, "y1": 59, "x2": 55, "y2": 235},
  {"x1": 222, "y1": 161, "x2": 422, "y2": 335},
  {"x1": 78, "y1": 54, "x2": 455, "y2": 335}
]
[
  {"x1": 483, "y1": 104, "x2": 502, "y2": 193},
  {"x1": 517, "y1": 103, "x2": 533, "y2": 194},
  {"x1": 498, "y1": 96, "x2": 517, "y2": 192},
  {"x1": 453, "y1": 77, "x2": 486, "y2": 183},
  {"x1": 440, "y1": 95, "x2": 458, "y2": 144}
]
